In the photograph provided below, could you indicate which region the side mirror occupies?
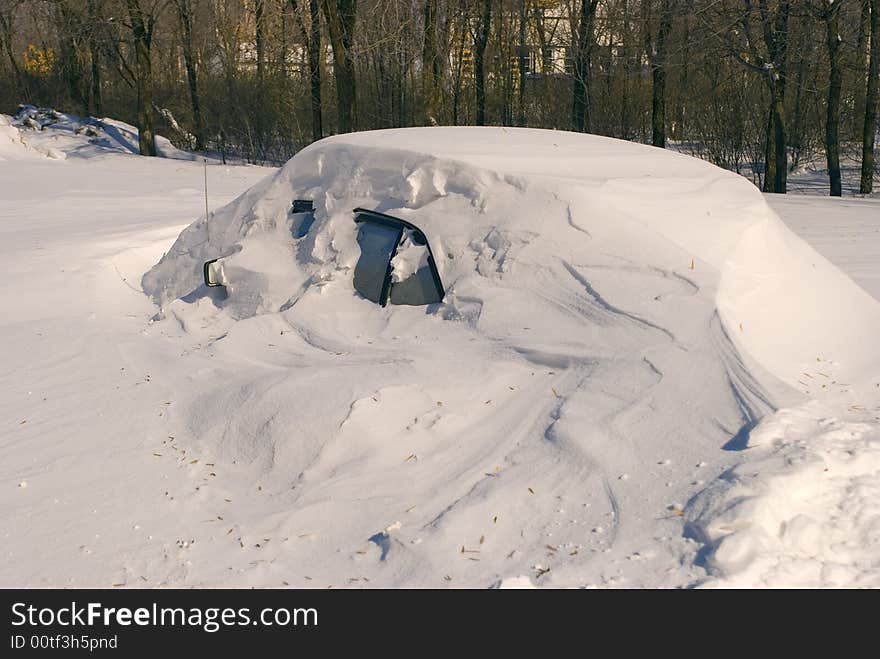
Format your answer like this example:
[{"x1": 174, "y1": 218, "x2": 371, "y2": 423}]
[{"x1": 203, "y1": 258, "x2": 225, "y2": 287}]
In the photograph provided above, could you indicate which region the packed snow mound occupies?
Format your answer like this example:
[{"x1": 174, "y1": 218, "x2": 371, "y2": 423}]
[
  {"x1": 687, "y1": 397, "x2": 880, "y2": 587},
  {"x1": 145, "y1": 127, "x2": 880, "y2": 389},
  {"x1": 11, "y1": 106, "x2": 195, "y2": 160},
  {"x1": 0, "y1": 113, "x2": 37, "y2": 160}
]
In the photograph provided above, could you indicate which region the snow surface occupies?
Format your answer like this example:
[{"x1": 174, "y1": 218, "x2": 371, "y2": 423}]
[
  {"x1": 0, "y1": 113, "x2": 274, "y2": 586},
  {"x1": 2, "y1": 118, "x2": 879, "y2": 588},
  {"x1": 767, "y1": 195, "x2": 880, "y2": 302}
]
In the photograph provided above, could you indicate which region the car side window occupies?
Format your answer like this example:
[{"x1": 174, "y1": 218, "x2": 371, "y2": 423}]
[
  {"x1": 389, "y1": 230, "x2": 442, "y2": 306},
  {"x1": 352, "y1": 210, "x2": 444, "y2": 307},
  {"x1": 291, "y1": 199, "x2": 316, "y2": 239},
  {"x1": 353, "y1": 222, "x2": 401, "y2": 304}
]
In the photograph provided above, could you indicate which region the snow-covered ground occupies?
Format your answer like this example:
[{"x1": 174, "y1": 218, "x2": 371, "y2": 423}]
[
  {"x1": 1, "y1": 111, "x2": 878, "y2": 588},
  {"x1": 0, "y1": 111, "x2": 274, "y2": 586},
  {"x1": 767, "y1": 195, "x2": 880, "y2": 302}
]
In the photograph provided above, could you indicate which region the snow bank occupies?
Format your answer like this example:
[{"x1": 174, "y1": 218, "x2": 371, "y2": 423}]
[
  {"x1": 718, "y1": 215, "x2": 880, "y2": 390},
  {"x1": 11, "y1": 106, "x2": 196, "y2": 160},
  {"x1": 687, "y1": 396, "x2": 880, "y2": 587},
  {"x1": 0, "y1": 114, "x2": 36, "y2": 160}
]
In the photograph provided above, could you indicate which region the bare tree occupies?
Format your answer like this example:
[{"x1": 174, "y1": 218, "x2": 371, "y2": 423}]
[
  {"x1": 644, "y1": 0, "x2": 676, "y2": 147},
  {"x1": 288, "y1": 0, "x2": 323, "y2": 141},
  {"x1": 474, "y1": 0, "x2": 492, "y2": 126},
  {"x1": 817, "y1": 0, "x2": 843, "y2": 196},
  {"x1": 173, "y1": 0, "x2": 203, "y2": 149},
  {"x1": 516, "y1": 0, "x2": 526, "y2": 126},
  {"x1": 572, "y1": 0, "x2": 598, "y2": 132},
  {"x1": 307, "y1": 0, "x2": 322, "y2": 139},
  {"x1": 0, "y1": 0, "x2": 26, "y2": 102},
  {"x1": 123, "y1": 0, "x2": 161, "y2": 156},
  {"x1": 724, "y1": 0, "x2": 791, "y2": 193},
  {"x1": 862, "y1": 0, "x2": 879, "y2": 193},
  {"x1": 86, "y1": 0, "x2": 104, "y2": 115},
  {"x1": 54, "y1": 1, "x2": 90, "y2": 115},
  {"x1": 323, "y1": 0, "x2": 357, "y2": 133},
  {"x1": 255, "y1": 0, "x2": 266, "y2": 82},
  {"x1": 422, "y1": 0, "x2": 439, "y2": 124}
]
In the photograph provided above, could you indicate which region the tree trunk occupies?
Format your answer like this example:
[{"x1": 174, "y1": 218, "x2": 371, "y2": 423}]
[
  {"x1": 474, "y1": 0, "x2": 492, "y2": 126},
  {"x1": 855, "y1": 0, "x2": 871, "y2": 130},
  {"x1": 322, "y1": 0, "x2": 357, "y2": 133},
  {"x1": 308, "y1": 0, "x2": 323, "y2": 140},
  {"x1": 0, "y1": 8, "x2": 26, "y2": 101},
  {"x1": 861, "y1": 0, "x2": 880, "y2": 193},
  {"x1": 499, "y1": 6, "x2": 512, "y2": 125},
  {"x1": 452, "y1": 9, "x2": 467, "y2": 126},
  {"x1": 517, "y1": 0, "x2": 527, "y2": 127},
  {"x1": 651, "y1": 65, "x2": 666, "y2": 147},
  {"x1": 572, "y1": 0, "x2": 599, "y2": 132},
  {"x1": 289, "y1": 0, "x2": 323, "y2": 141},
  {"x1": 56, "y1": 4, "x2": 88, "y2": 115},
  {"x1": 620, "y1": 0, "x2": 633, "y2": 139},
  {"x1": 763, "y1": 102, "x2": 776, "y2": 192},
  {"x1": 859, "y1": 0, "x2": 871, "y2": 65},
  {"x1": 86, "y1": 0, "x2": 102, "y2": 116},
  {"x1": 422, "y1": 0, "x2": 438, "y2": 124},
  {"x1": 649, "y1": 0, "x2": 674, "y2": 147},
  {"x1": 674, "y1": 6, "x2": 690, "y2": 140},
  {"x1": 89, "y1": 41, "x2": 102, "y2": 116},
  {"x1": 255, "y1": 0, "x2": 266, "y2": 83},
  {"x1": 177, "y1": 0, "x2": 204, "y2": 150},
  {"x1": 771, "y1": 84, "x2": 787, "y2": 193},
  {"x1": 63, "y1": 39, "x2": 89, "y2": 116},
  {"x1": 254, "y1": 0, "x2": 266, "y2": 158},
  {"x1": 125, "y1": 0, "x2": 157, "y2": 157},
  {"x1": 760, "y1": 2, "x2": 789, "y2": 194},
  {"x1": 789, "y1": 32, "x2": 806, "y2": 166},
  {"x1": 762, "y1": 79, "x2": 787, "y2": 194},
  {"x1": 532, "y1": 0, "x2": 549, "y2": 72},
  {"x1": 825, "y1": 1, "x2": 842, "y2": 197}
]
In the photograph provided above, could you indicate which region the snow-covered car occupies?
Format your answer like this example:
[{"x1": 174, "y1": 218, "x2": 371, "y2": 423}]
[{"x1": 143, "y1": 128, "x2": 880, "y2": 587}]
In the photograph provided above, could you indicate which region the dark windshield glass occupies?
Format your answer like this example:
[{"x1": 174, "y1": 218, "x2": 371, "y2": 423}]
[{"x1": 353, "y1": 222, "x2": 401, "y2": 304}]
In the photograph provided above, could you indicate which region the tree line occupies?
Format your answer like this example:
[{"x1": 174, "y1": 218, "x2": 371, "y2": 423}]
[{"x1": 0, "y1": 0, "x2": 878, "y2": 194}]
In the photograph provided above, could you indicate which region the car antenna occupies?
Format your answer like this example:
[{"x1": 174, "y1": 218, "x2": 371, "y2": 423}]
[{"x1": 204, "y1": 157, "x2": 210, "y2": 244}]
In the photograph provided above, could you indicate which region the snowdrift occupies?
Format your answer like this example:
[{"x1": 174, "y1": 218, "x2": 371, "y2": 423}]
[
  {"x1": 141, "y1": 128, "x2": 880, "y2": 587},
  {"x1": 0, "y1": 113, "x2": 38, "y2": 160},
  {"x1": 9, "y1": 106, "x2": 195, "y2": 160}
]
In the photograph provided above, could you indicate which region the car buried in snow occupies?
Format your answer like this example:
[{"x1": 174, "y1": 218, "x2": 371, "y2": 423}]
[{"x1": 141, "y1": 127, "x2": 880, "y2": 586}]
